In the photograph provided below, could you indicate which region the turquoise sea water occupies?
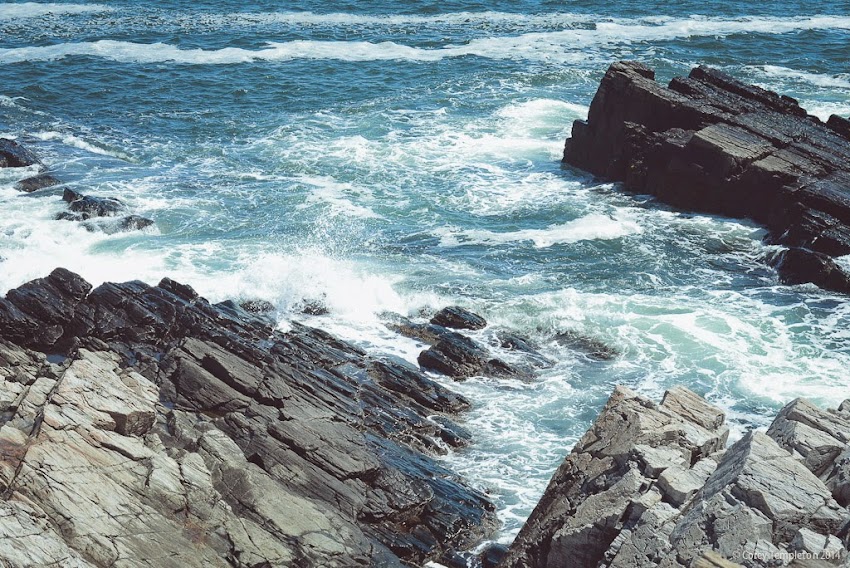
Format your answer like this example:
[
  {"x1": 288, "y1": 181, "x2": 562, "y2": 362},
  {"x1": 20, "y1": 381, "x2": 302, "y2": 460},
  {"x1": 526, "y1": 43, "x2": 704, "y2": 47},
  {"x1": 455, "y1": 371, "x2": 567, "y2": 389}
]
[{"x1": 2, "y1": 0, "x2": 850, "y2": 543}]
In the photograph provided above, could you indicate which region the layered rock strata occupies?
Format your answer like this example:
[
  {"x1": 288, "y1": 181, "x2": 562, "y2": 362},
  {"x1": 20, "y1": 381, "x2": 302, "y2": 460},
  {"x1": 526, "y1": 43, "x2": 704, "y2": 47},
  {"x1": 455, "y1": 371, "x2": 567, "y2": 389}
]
[
  {"x1": 502, "y1": 387, "x2": 850, "y2": 568},
  {"x1": 563, "y1": 61, "x2": 850, "y2": 294},
  {"x1": 0, "y1": 269, "x2": 497, "y2": 567}
]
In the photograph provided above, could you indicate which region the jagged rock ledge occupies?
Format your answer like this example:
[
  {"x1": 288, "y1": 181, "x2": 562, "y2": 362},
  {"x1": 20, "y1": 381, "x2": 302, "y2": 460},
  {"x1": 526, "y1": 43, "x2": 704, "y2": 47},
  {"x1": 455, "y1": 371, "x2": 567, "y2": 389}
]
[
  {"x1": 563, "y1": 61, "x2": 850, "y2": 294},
  {"x1": 501, "y1": 386, "x2": 850, "y2": 568},
  {"x1": 0, "y1": 268, "x2": 497, "y2": 567}
]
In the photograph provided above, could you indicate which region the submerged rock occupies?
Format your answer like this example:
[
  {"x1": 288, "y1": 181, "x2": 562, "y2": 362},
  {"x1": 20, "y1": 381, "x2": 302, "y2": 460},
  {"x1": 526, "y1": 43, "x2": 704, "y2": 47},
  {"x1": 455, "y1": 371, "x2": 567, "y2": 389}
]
[
  {"x1": 497, "y1": 332, "x2": 555, "y2": 368},
  {"x1": 0, "y1": 269, "x2": 496, "y2": 567},
  {"x1": 553, "y1": 330, "x2": 619, "y2": 361},
  {"x1": 563, "y1": 61, "x2": 850, "y2": 293},
  {"x1": 501, "y1": 386, "x2": 850, "y2": 568},
  {"x1": 418, "y1": 330, "x2": 530, "y2": 381},
  {"x1": 62, "y1": 187, "x2": 124, "y2": 218},
  {"x1": 0, "y1": 138, "x2": 40, "y2": 168},
  {"x1": 14, "y1": 172, "x2": 62, "y2": 192},
  {"x1": 117, "y1": 214, "x2": 155, "y2": 232},
  {"x1": 57, "y1": 189, "x2": 153, "y2": 233},
  {"x1": 431, "y1": 306, "x2": 487, "y2": 330}
]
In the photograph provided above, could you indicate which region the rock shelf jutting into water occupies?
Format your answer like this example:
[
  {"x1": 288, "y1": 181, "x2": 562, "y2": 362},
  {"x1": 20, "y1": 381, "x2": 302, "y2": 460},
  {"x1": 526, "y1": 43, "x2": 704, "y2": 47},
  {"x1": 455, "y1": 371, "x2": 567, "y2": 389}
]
[
  {"x1": 0, "y1": 269, "x2": 497, "y2": 567},
  {"x1": 563, "y1": 61, "x2": 850, "y2": 295}
]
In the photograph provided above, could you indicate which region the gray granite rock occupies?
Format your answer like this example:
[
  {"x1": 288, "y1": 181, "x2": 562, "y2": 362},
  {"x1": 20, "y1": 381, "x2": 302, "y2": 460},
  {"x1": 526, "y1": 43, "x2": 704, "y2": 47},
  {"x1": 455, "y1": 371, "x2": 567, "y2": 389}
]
[
  {"x1": 501, "y1": 386, "x2": 728, "y2": 568},
  {"x1": 502, "y1": 388, "x2": 850, "y2": 568},
  {"x1": 768, "y1": 398, "x2": 850, "y2": 507}
]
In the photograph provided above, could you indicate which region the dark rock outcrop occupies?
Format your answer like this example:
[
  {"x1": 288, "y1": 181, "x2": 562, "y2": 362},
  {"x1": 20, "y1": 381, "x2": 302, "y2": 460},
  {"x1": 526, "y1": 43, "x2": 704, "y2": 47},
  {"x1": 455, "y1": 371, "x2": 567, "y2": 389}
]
[
  {"x1": 0, "y1": 269, "x2": 497, "y2": 567},
  {"x1": 388, "y1": 315, "x2": 531, "y2": 380},
  {"x1": 0, "y1": 138, "x2": 40, "y2": 168},
  {"x1": 563, "y1": 61, "x2": 850, "y2": 294},
  {"x1": 61, "y1": 187, "x2": 124, "y2": 218},
  {"x1": 300, "y1": 299, "x2": 330, "y2": 316},
  {"x1": 431, "y1": 306, "x2": 487, "y2": 330},
  {"x1": 418, "y1": 331, "x2": 531, "y2": 380},
  {"x1": 388, "y1": 316, "x2": 453, "y2": 346},
  {"x1": 501, "y1": 387, "x2": 850, "y2": 568},
  {"x1": 239, "y1": 299, "x2": 276, "y2": 314},
  {"x1": 14, "y1": 173, "x2": 62, "y2": 193},
  {"x1": 57, "y1": 188, "x2": 154, "y2": 233},
  {"x1": 774, "y1": 248, "x2": 850, "y2": 292}
]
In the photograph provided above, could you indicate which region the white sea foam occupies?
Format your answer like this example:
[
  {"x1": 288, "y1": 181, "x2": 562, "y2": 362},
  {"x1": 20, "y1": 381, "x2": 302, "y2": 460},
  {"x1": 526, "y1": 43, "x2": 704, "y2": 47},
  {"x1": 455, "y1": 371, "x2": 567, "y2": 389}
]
[
  {"x1": 497, "y1": 98, "x2": 588, "y2": 123},
  {"x1": 435, "y1": 212, "x2": 642, "y2": 248},
  {"x1": 296, "y1": 175, "x2": 383, "y2": 219},
  {"x1": 0, "y1": 2, "x2": 112, "y2": 20},
  {"x1": 0, "y1": 39, "x2": 442, "y2": 64},
  {"x1": 801, "y1": 100, "x2": 850, "y2": 121},
  {"x1": 0, "y1": 194, "x2": 407, "y2": 337},
  {"x1": 31, "y1": 130, "x2": 134, "y2": 161},
  {"x1": 4, "y1": 15, "x2": 850, "y2": 65},
  {"x1": 218, "y1": 10, "x2": 596, "y2": 28},
  {"x1": 758, "y1": 65, "x2": 850, "y2": 89}
]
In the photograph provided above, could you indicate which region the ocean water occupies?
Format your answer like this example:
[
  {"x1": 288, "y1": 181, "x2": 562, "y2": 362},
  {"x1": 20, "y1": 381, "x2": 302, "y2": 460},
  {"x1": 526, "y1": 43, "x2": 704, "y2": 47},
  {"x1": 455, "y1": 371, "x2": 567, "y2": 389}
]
[{"x1": 2, "y1": 0, "x2": 850, "y2": 545}]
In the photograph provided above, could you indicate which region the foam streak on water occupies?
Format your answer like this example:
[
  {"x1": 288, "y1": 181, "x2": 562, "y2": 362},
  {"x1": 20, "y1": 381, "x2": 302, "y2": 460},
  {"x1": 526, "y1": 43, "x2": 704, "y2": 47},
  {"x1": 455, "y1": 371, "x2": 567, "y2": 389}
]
[
  {"x1": 1, "y1": 0, "x2": 850, "y2": 542},
  {"x1": 4, "y1": 14, "x2": 850, "y2": 65}
]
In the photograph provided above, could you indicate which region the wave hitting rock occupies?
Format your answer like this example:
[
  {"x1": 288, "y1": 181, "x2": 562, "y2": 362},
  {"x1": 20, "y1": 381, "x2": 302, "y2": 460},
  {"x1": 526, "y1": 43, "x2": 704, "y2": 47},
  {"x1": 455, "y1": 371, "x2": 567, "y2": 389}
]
[{"x1": 563, "y1": 61, "x2": 850, "y2": 295}]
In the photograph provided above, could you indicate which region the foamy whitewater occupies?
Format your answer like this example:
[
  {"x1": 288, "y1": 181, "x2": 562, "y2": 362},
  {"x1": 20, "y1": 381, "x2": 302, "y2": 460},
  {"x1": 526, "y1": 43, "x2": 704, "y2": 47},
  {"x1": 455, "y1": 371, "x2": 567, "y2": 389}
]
[{"x1": 2, "y1": 0, "x2": 850, "y2": 544}]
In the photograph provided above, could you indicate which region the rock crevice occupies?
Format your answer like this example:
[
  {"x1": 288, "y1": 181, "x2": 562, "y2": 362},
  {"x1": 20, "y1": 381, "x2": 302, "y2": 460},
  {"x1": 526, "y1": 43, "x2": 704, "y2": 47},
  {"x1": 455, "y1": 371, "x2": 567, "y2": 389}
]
[{"x1": 502, "y1": 387, "x2": 850, "y2": 568}]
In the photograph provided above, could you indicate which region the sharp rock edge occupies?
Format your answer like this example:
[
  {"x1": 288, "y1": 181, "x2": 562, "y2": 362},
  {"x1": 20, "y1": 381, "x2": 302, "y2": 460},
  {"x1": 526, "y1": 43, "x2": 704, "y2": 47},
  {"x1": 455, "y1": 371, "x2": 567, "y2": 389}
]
[
  {"x1": 0, "y1": 268, "x2": 498, "y2": 568},
  {"x1": 501, "y1": 385, "x2": 850, "y2": 568}
]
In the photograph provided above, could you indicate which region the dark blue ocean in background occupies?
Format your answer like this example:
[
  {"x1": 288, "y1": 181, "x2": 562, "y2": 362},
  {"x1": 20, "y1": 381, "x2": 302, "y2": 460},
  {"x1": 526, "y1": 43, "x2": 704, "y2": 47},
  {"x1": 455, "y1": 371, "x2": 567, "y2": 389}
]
[{"x1": 2, "y1": 0, "x2": 850, "y2": 544}]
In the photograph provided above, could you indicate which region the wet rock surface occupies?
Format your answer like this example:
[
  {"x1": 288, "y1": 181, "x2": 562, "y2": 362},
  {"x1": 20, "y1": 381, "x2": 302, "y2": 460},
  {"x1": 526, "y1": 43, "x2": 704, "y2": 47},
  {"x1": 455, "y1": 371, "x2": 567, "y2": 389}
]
[
  {"x1": 14, "y1": 173, "x2": 62, "y2": 193},
  {"x1": 389, "y1": 312, "x2": 557, "y2": 380},
  {"x1": 418, "y1": 331, "x2": 532, "y2": 381},
  {"x1": 563, "y1": 61, "x2": 850, "y2": 294},
  {"x1": 430, "y1": 306, "x2": 488, "y2": 331},
  {"x1": 1, "y1": 141, "x2": 154, "y2": 234},
  {"x1": 501, "y1": 387, "x2": 850, "y2": 568},
  {"x1": 552, "y1": 330, "x2": 619, "y2": 361},
  {"x1": 53, "y1": 189, "x2": 154, "y2": 233},
  {"x1": 0, "y1": 138, "x2": 41, "y2": 168},
  {"x1": 62, "y1": 187, "x2": 125, "y2": 218},
  {"x1": 0, "y1": 269, "x2": 497, "y2": 567}
]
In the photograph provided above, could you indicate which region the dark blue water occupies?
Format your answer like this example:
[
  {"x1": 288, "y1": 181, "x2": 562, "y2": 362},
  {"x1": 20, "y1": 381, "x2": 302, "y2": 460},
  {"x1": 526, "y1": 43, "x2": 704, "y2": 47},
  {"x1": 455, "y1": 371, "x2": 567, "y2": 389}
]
[{"x1": 2, "y1": 0, "x2": 850, "y2": 543}]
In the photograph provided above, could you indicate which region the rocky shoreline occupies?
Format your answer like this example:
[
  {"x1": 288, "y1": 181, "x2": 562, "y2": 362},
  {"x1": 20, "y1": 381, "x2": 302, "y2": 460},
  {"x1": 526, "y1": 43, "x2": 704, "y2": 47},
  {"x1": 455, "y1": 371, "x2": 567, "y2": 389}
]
[
  {"x1": 0, "y1": 269, "x2": 501, "y2": 567},
  {"x1": 1, "y1": 137, "x2": 154, "y2": 235},
  {"x1": 3, "y1": 64, "x2": 850, "y2": 568},
  {"x1": 493, "y1": 62, "x2": 850, "y2": 568}
]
